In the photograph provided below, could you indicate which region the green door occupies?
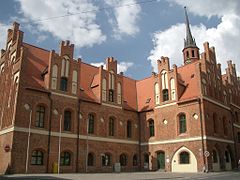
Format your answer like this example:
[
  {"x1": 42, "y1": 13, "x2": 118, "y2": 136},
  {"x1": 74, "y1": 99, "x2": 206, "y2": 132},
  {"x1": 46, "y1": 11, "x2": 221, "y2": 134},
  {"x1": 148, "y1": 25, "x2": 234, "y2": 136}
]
[{"x1": 157, "y1": 152, "x2": 165, "y2": 169}]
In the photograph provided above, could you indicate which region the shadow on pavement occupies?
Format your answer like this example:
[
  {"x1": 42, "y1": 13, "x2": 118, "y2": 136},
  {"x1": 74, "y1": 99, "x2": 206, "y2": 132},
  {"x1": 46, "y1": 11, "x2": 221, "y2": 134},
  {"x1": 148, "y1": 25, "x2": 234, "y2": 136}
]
[{"x1": 0, "y1": 175, "x2": 71, "y2": 180}]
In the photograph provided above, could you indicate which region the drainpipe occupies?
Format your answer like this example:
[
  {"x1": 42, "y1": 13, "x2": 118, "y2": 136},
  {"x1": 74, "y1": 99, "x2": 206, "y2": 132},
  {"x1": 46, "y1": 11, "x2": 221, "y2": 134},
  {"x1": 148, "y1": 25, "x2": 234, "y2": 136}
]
[
  {"x1": 198, "y1": 98, "x2": 207, "y2": 172},
  {"x1": 138, "y1": 112, "x2": 141, "y2": 172},
  {"x1": 76, "y1": 99, "x2": 81, "y2": 172},
  {"x1": 46, "y1": 93, "x2": 53, "y2": 173},
  {"x1": 230, "y1": 111, "x2": 237, "y2": 169}
]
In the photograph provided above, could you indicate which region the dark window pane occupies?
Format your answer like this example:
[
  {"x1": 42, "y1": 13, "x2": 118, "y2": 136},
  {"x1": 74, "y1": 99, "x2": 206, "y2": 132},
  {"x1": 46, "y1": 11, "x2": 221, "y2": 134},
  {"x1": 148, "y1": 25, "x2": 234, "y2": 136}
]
[
  {"x1": 64, "y1": 111, "x2": 71, "y2": 131},
  {"x1": 149, "y1": 120, "x2": 154, "y2": 137},
  {"x1": 109, "y1": 118, "x2": 114, "y2": 136},
  {"x1": 102, "y1": 154, "x2": 111, "y2": 166},
  {"x1": 88, "y1": 114, "x2": 94, "y2": 134},
  {"x1": 127, "y1": 121, "x2": 132, "y2": 138},
  {"x1": 133, "y1": 155, "x2": 138, "y2": 166},
  {"x1": 179, "y1": 114, "x2": 186, "y2": 134},
  {"x1": 179, "y1": 151, "x2": 189, "y2": 164},
  {"x1": 88, "y1": 153, "x2": 94, "y2": 166},
  {"x1": 60, "y1": 77, "x2": 68, "y2": 91},
  {"x1": 213, "y1": 150, "x2": 218, "y2": 163},
  {"x1": 120, "y1": 154, "x2": 127, "y2": 166},
  {"x1": 109, "y1": 90, "x2": 114, "y2": 102},
  {"x1": 31, "y1": 150, "x2": 43, "y2": 165},
  {"x1": 35, "y1": 106, "x2": 45, "y2": 128},
  {"x1": 162, "y1": 89, "x2": 169, "y2": 101},
  {"x1": 60, "y1": 152, "x2": 71, "y2": 166}
]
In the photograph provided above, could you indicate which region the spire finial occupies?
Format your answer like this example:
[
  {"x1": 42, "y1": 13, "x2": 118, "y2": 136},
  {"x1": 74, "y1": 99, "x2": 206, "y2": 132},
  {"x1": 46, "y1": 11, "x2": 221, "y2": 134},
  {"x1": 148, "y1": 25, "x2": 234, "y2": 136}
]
[{"x1": 184, "y1": 6, "x2": 197, "y2": 48}]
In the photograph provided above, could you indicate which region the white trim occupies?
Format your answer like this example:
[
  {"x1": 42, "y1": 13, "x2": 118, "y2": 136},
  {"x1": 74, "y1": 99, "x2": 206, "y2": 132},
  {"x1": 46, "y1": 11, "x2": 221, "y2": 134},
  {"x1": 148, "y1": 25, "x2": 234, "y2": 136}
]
[
  {"x1": 202, "y1": 96, "x2": 230, "y2": 110},
  {"x1": 0, "y1": 126, "x2": 14, "y2": 135},
  {"x1": 51, "y1": 91, "x2": 77, "y2": 100},
  {"x1": 155, "y1": 102, "x2": 177, "y2": 109},
  {"x1": 233, "y1": 123, "x2": 240, "y2": 129},
  {"x1": 231, "y1": 103, "x2": 240, "y2": 110},
  {"x1": 141, "y1": 136, "x2": 234, "y2": 146},
  {"x1": 102, "y1": 102, "x2": 122, "y2": 109}
]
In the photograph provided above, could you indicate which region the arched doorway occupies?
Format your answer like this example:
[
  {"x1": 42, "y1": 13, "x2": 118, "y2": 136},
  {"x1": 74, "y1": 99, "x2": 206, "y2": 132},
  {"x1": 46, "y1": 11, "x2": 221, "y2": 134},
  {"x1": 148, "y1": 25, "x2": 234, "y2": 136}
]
[
  {"x1": 157, "y1": 151, "x2": 165, "y2": 170},
  {"x1": 171, "y1": 146, "x2": 198, "y2": 172},
  {"x1": 212, "y1": 148, "x2": 220, "y2": 171},
  {"x1": 224, "y1": 149, "x2": 232, "y2": 170}
]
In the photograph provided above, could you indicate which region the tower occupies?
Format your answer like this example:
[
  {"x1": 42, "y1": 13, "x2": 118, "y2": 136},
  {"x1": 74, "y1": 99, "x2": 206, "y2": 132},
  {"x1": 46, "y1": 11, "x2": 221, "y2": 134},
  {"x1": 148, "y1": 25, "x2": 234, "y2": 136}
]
[{"x1": 182, "y1": 7, "x2": 199, "y2": 64}]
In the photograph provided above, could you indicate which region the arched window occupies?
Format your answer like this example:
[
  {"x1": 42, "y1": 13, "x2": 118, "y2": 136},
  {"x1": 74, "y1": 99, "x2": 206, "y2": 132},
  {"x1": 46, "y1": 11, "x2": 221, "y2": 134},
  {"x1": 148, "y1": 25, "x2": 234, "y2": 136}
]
[
  {"x1": 109, "y1": 89, "x2": 114, "y2": 102},
  {"x1": 186, "y1": 51, "x2": 189, "y2": 58},
  {"x1": 179, "y1": 114, "x2": 187, "y2": 134},
  {"x1": 117, "y1": 82, "x2": 122, "y2": 105},
  {"x1": 87, "y1": 153, "x2": 94, "y2": 166},
  {"x1": 162, "y1": 89, "x2": 169, "y2": 101},
  {"x1": 35, "y1": 105, "x2": 45, "y2": 128},
  {"x1": 72, "y1": 70, "x2": 77, "y2": 94},
  {"x1": 154, "y1": 83, "x2": 160, "y2": 104},
  {"x1": 127, "y1": 120, "x2": 132, "y2": 138},
  {"x1": 225, "y1": 150, "x2": 230, "y2": 163},
  {"x1": 64, "y1": 110, "x2": 71, "y2": 131},
  {"x1": 170, "y1": 78, "x2": 176, "y2": 100},
  {"x1": 102, "y1": 153, "x2": 111, "y2": 166},
  {"x1": 133, "y1": 154, "x2": 138, "y2": 166},
  {"x1": 109, "y1": 71, "x2": 115, "y2": 89},
  {"x1": 102, "y1": 78, "x2": 107, "y2": 101},
  {"x1": 223, "y1": 117, "x2": 228, "y2": 136},
  {"x1": 192, "y1": 50, "x2": 195, "y2": 57},
  {"x1": 144, "y1": 153, "x2": 149, "y2": 164},
  {"x1": 60, "y1": 151, "x2": 71, "y2": 166},
  {"x1": 212, "y1": 149, "x2": 218, "y2": 163},
  {"x1": 149, "y1": 119, "x2": 155, "y2": 137},
  {"x1": 213, "y1": 113, "x2": 217, "y2": 134},
  {"x1": 120, "y1": 154, "x2": 127, "y2": 166},
  {"x1": 88, "y1": 114, "x2": 94, "y2": 134},
  {"x1": 31, "y1": 150, "x2": 44, "y2": 165},
  {"x1": 161, "y1": 70, "x2": 168, "y2": 89},
  {"x1": 179, "y1": 151, "x2": 190, "y2": 164},
  {"x1": 109, "y1": 117, "x2": 115, "y2": 136},
  {"x1": 60, "y1": 77, "x2": 68, "y2": 91},
  {"x1": 61, "y1": 56, "x2": 70, "y2": 77},
  {"x1": 51, "y1": 65, "x2": 58, "y2": 89}
]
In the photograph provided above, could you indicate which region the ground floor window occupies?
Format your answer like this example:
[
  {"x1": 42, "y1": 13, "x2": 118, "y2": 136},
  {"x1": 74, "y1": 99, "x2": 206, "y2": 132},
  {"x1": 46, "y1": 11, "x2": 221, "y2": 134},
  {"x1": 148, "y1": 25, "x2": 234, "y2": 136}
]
[
  {"x1": 120, "y1": 154, "x2": 127, "y2": 166},
  {"x1": 179, "y1": 151, "x2": 190, "y2": 164},
  {"x1": 31, "y1": 150, "x2": 43, "y2": 165},
  {"x1": 102, "y1": 154, "x2": 111, "y2": 166},
  {"x1": 61, "y1": 151, "x2": 71, "y2": 166}
]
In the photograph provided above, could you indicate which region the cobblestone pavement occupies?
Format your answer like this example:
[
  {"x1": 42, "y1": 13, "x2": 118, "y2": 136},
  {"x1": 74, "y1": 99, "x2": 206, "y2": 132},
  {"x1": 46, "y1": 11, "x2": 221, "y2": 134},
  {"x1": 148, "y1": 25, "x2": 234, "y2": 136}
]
[{"x1": 1, "y1": 171, "x2": 240, "y2": 180}]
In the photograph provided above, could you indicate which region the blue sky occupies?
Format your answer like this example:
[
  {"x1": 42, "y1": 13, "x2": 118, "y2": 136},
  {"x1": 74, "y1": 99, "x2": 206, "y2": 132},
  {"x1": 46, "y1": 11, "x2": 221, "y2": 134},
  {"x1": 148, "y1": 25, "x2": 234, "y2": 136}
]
[{"x1": 0, "y1": 0, "x2": 239, "y2": 80}]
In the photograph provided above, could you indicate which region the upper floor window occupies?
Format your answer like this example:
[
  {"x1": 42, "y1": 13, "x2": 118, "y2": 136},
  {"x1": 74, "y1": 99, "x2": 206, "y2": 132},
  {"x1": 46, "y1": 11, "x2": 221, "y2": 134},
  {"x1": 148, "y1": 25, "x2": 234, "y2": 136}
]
[
  {"x1": 161, "y1": 70, "x2": 168, "y2": 89},
  {"x1": 149, "y1": 119, "x2": 155, "y2": 137},
  {"x1": 120, "y1": 154, "x2": 127, "y2": 166},
  {"x1": 88, "y1": 114, "x2": 94, "y2": 134},
  {"x1": 102, "y1": 78, "x2": 107, "y2": 101},
  {"x1": 179, "y1": 114, "x2": 186, "y2": 134},
  {"x1": 154, "y1": 83, "x2": 160, "y2": 104},
  {"x1": 51, "y1": 65, "x2": 58, "y2": 90},
  {"x1": 35, "y1": 105, "x2": 45, "y2": 128},
  {"x1": 162, "y1": 89, "x2": 169, "y2": 101},
  {"x1": 60, "y1": 151, "x2": 71, "y2": 166},
  {"x1": 117, "y1": 82, "x2": 122, "y2": 105},
  {"x1": 109, "y1": 71, "x2": 115, "y2": 90},
  {"x1": 179, "y1": 151, "x2": 190, "y2": 164},
  {"x1": 109, "y1": 89, "x2": 114, "y2": 102},
  {"x1": 61, "y1": 56, "x2": 70, "y2": 77},
  {"x1": 213, "y1": 113, "x2": 217, "y2": 134},
  {"x1": 170, "y1": 78, "x2": 176, "y2": 100},
  {"x1": 109, "y1": 117, "x2": 115, "y2": 136},
  {"x1": 72, "y1": 70, "x2": 77, "y2": 94},
  {"x1": 127, "y1": 120, "x2": 132, "y2": 138},
  {"x1": 31, "y1": 150, "x2": 44, "y2": 165},
  {"x1": 223, "y1": 117, "x2": 228, "y2": 136},
  {"x1": 64, "y1": 110, "x2": 71, "y2": 131},
  {"x1": 60, "y1": 77, "x2": 68, "y2": 91}
]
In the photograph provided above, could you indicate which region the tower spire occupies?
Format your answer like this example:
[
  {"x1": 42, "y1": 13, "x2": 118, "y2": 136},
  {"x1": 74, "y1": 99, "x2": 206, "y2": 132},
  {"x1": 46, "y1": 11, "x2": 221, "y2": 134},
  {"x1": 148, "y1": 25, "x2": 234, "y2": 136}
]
[{"x1": 184, "y1": 6, "x2": 197, "y2": 48}]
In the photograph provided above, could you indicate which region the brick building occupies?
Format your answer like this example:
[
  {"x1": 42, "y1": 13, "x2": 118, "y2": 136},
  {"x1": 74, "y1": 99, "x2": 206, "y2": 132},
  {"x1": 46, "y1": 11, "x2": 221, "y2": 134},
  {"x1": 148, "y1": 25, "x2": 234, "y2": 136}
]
[{"x1": 0, "y1": 8, "x2": 240, "y2": 174}]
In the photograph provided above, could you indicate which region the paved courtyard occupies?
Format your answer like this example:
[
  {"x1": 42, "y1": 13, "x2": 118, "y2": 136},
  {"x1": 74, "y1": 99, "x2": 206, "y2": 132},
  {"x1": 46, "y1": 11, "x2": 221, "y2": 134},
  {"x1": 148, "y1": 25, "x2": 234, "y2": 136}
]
[{"x1": 1, "y1": 171, "x2": 240, "y2": 180}]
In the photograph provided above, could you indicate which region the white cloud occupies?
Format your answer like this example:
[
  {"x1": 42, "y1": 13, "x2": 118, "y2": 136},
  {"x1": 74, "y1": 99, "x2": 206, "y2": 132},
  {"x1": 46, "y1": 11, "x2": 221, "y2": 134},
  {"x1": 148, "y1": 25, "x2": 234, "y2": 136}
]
[
  {"x1": 104, "y1": 0, "x2": 141, "y2": 39},
  {"x1": 91, "y1": 61, "x2": 133, "y2": 73},
  {"x1": 148, "y1": 1, "x2": 240, "y2": 75},
  {"x1": 17, "y1": 0, "x2": 106, "y2": 48},
  {"x1": 0, "y1": 22, "x2": 9, "y2": 49}
]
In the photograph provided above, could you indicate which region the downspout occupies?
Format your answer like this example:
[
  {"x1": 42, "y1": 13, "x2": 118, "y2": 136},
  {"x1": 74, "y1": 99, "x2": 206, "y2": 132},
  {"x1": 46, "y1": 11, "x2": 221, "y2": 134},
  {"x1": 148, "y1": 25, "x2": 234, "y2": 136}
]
[
  {"x1": 198, "y1": 98, "x2": 207, "y2": 172},
  {"x1": 76, "y1": 99, "x2": 81, "y2": 172},
  {"x1": 230, "y1": 110, "x2": 237, "y2": 169},
  {"x1": 46, "y1": 92, "x2": 53, "y2": 173}
]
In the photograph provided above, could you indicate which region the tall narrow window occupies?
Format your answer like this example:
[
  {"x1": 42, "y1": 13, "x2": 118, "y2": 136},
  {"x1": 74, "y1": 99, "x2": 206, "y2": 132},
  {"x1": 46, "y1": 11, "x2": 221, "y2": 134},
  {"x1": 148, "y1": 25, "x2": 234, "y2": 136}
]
[
  {"x1": 170, "y1": 78, "x2": 176, "y2": 100},
  {"x1": 60, "y1": 151, "x2": 71, "y2": 166},
  {"x1": 109, "y1": 89, "x2": 114, "y2": 102},
  {"x1": 127, "y1": 120, "x2": 132, "y2": 138},
  {"x1": 117, "y1": 82, "x2": 122, "y2": 105},
  {"x1": 161, "y1": 70, "x2": 168, "y2": 89},
  {"x1": 35, "y1": 105, "x2": 45, "y2": 128},
  {"x1": 154, "y1": 83, "x2": 160, "y2": 104},
  {"x1": 102, "y1": 78, "x2": 107, "y2": 101},
  {"x1": 212, "y1": 150, "x2": 218, "y2": 163},
  {"x1": 162, "y1": 89, "x2": 169, "y2": 101},
  {"x1": 88, "y1": 114, "x2": 94, "y2": 134},
  {"x1": 213, "y1": 113, "x2": 217, "y2": 134},
  {"x1": 61, "y1": 56, "x2": 70, "y2": 77},
  {"x1": 237, "y1": 132, "x2": 240, "y2": 143},
  {"x1": 102, "y1": 153, "x2": 111, "y2": 166},
  {"x1": 51, "y1": 65, "x2": 58, "y2": 89},
  {"x1": 144, "y1": 153, "x2": 149, "y2": 164},
  {"x1": 109, "y1": 71, "x2": 115, "y2": 89},
  {"x1": 179, "y1": 114, "x2": 186, "y2": 134},
  {"x1": 64, "y1": 111, "x2": 71, "y2": 131},
  {"x1": 225, "y1": 151, "x2": 230, "y2": 163},
  {"x1": 223, "y1": 90, "x2": 227, "y2": 104},
  {"x1": 223, "y1": 117, "x2": 228, "y2": 136},
  {"x1": 31, "y1": 150, "x2": 44, "y2": 165},
  {"x1": 120, "y1": 154, "x2": 127, "y2": 166},
  {"x1": 179, "y1": 151, "x2": 190, "y2": 164},
  {"x1": 133, "y1": 154, "x2": 138, "y2": 166},
  {"x1": 192, "y1": 50, "x2": 195, "y2": 57},
  {"x1": 60, "y1": 77, "x2": 68, "y2": 91},
  {"x1": 72, "y1": 70, "x2": 77, "y2": 94},
  {"x1": 149, "y1": 119, "x2": 155, "y2": 137},
  {"x1": 109, "y1": 117, "x2": 115, "y2": 136},
  {"x1": 87, "y1": 153, "x2": 94, "y2": 166}
]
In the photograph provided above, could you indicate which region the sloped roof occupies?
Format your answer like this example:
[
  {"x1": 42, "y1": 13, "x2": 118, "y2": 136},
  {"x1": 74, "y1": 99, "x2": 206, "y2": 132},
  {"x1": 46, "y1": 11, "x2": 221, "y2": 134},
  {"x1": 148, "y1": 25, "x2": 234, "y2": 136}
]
[{"x1": 122, "y1": 76, "x2": 137, "y2": 111}]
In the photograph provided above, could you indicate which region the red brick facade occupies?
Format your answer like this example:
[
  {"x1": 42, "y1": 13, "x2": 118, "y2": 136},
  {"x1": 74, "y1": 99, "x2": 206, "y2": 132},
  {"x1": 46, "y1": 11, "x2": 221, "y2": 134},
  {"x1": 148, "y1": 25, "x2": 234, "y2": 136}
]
[{"x1": 0, "y1": 22, "x2": 240, "y2": 174}]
